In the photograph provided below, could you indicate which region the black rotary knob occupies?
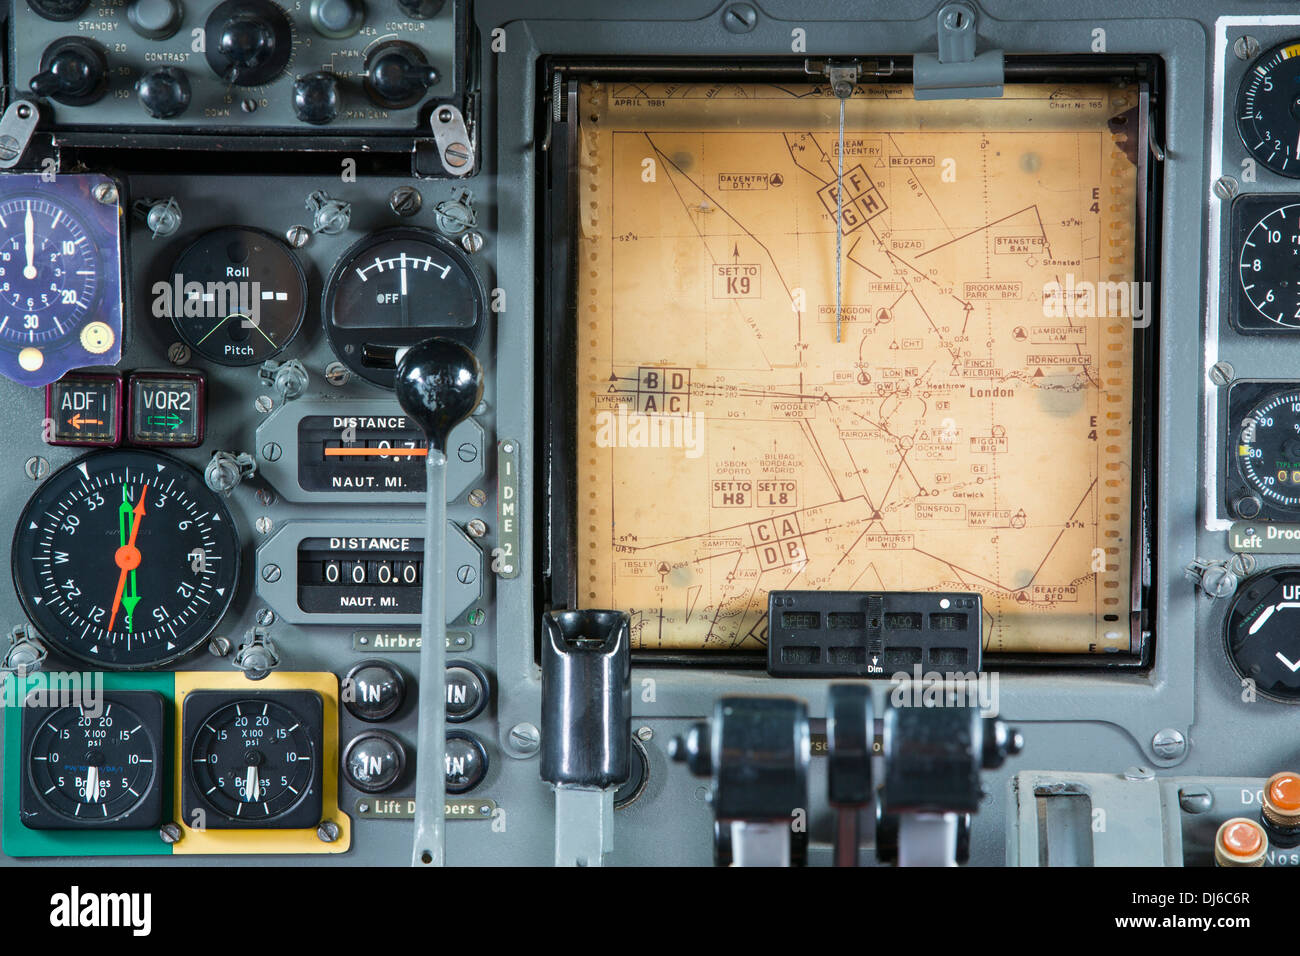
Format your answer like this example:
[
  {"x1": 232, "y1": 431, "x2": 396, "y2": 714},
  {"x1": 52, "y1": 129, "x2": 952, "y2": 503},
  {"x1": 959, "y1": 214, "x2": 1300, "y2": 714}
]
[
  {"x1": 292, "y1": 71, "x2": 340, "y2": 125},
  {"x1": 28, "y1": 0, "x2": 91, "y2": 21},
  {"x1": 397, "y1": 0, "x2": 445, "y2": 18},
  {"x1": 29, "y1": 38, "x2": 109, "y2": 106},
  {"x1": 136, "y1": 67, "x2": 191, "y2": 119},
  {"x1": 362, "y1": 40, "x2": 439, "y2": 109},
  {"x1": 204, "y1": 0, "x2": 294, "y2": 87}
]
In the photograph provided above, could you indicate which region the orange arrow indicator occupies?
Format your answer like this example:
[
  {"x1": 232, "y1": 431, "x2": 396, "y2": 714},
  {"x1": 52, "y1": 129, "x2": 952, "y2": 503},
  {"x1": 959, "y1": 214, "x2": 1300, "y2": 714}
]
[{"x1": 68, "y1": 413, "x2": 104, "y2": 430}]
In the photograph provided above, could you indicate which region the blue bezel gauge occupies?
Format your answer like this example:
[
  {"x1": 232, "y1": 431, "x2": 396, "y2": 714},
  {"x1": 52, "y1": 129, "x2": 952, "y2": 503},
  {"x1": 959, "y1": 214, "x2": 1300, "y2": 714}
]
[{"x1": 0, "y1": 173, "x2": 124, "y2": 387}]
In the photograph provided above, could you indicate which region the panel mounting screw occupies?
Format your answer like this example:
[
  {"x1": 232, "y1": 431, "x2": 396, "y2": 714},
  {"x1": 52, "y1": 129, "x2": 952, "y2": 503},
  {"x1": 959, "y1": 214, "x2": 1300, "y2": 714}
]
[
  {"x1": 167, "y1": 342, "x2": 191, "y2": 365},
  {"x1": 255, "y1": 516, "x2": 273, "y2": 535},
  {"x1": 324, "y1": 361, "x2": 351, "y2": 386},
  {"x1": 1213, "y1": 176, "x2": 1239, "y2": 201},
  {"x1": 1151, "y1": 728, "x2": 1187, "y2": 761},
  {"x1": 506, "y1": 722, "x2": 541, "y2": 757},
  {"x1": 255, "y1": 607, "x2": 275, "y2": 627},
  {"x1": 1208, "y1": 361, "x2": 1234, "y2": 387},
  {"x1": 261, "y1": 442, "x2": 283, "y2": 462},
  {"x1": 721, "y1": 2, "x2": 757, "y2": 33},
  {"x1": 467, "y1": 488, "x2": 487, "y2": 507},
  {"x1": 457, "y1": 442, "x2": 478, "y2": 463},
  {"x1": 317, "y1": 821, "x2": 340, "y2": 843},
  {"x1": 466, "y1": 518, "x2": 487, "y2": 538},
  {"x1": 254, "y1": 395, "x2": 274, "y2": 414},
  {"x1": 208, "y1": 635, "x2": 231, "y2": 657},
  {"x1": 461, "y1": 231, "x2": 484, "y2": 254},
  {"x1": 159, "y1": 823, "x2": 182, "y2": 844},
  {"x1": 24, "y1": 456, "x2": 49, "y2": 481},
  {"x1": 285, "y1": 225, "x2": 311, "y2": 249},
  {"x1": 92, "y1": 182, "x2": 118, "y2": 205},
  {"x1": 261, "y1": 563, "x2": 282, "y2": 583},
  {"x1": 389, "y1": 186, "x2": 423, "y2": 217},
  {"x1": 456, "y1": 564, "x2": 476, "y2": 584},
  {"x1": 443, "y1": 141, "x2": 472, "y2": 169},
  {"x1": 636, "y1": 726, "x2": 654, "y2": 741},
  {"x1": 1178, "y1": 785, "x2": 1214, "y2": 814},
  {"x1": 1234, "y1": 35, "x2": 1261, "y2": 61}
]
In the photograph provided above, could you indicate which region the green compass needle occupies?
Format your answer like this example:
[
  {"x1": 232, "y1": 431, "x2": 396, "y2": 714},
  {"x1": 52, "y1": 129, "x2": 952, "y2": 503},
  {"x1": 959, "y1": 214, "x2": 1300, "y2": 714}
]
[{"x1": 118, "y1": 486, "x2": 142, "y2": 632}]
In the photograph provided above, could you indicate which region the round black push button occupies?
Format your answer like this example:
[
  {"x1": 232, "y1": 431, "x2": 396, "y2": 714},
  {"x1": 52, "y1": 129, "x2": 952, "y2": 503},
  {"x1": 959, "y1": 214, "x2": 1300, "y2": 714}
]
[
  {"x1": 444, "y1": 731, "x2": 488, "y2": 794},
  {"x1": 444, "y1": 659, "x2": 489, "y2": 722},
  {"x1": 343, "y1": 731, "x2": 407, "y2": 793},
  {"x1": 343, "y1": 660, "x2": 406, "y2": 721}
]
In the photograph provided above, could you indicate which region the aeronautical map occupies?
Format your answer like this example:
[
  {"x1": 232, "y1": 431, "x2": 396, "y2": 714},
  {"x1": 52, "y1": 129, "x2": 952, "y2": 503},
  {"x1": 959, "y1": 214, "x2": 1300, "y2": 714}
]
[{"x1": 575, "y1": 81, "x2": 1139, "y2": 654}]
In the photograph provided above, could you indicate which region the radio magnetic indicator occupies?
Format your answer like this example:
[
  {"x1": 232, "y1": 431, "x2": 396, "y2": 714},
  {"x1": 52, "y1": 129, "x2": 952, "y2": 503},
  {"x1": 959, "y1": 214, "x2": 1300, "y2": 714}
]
[{"x1": 12, "y1": 449, "x2": 240, "y2": 669}]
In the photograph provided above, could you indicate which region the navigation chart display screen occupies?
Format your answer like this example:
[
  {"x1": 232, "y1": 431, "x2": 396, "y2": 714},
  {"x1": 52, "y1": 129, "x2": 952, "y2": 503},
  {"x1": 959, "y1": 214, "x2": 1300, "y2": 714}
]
[{"x1": 571, "y1": 79, "x2": 1145, "y2": 655}]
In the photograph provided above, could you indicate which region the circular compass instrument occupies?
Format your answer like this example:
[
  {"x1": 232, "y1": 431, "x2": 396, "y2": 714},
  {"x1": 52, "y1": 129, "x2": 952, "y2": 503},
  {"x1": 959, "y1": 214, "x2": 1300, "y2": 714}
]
[
  {"x1": 22, "y1": 695, "x2": 163, "y2": 827},
  {"x1": 1225, "y1": 567, "x2": 1300, "y2": 702},
  {"x1": 0, "y1": 175, "x2": 123, "y2": 386},
  {"x1": 1233, "y1": 388, "x2": 1300, "y2": 512},
  {"x1": 11, "y1": 449, "x2": 240, "y2": 669},
  {"x1": 186, "y1": 692, "x2": 322, "y2": 827},
  {"x1": 166, "y1": 226, "x2": 307, "y2": 367},
  {"x1": 1236, "y1": 39, "x2": 1300, "y2": 178},
  {"x1": 322, "y1": 227, "x2": 486, "y2": 388}
]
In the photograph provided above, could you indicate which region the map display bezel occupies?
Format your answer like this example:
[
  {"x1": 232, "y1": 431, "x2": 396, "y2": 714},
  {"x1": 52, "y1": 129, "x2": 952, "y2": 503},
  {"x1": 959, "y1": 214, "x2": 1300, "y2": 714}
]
[{"x1": 540, "y1": 60, "x2": 1159, "y2": 669}]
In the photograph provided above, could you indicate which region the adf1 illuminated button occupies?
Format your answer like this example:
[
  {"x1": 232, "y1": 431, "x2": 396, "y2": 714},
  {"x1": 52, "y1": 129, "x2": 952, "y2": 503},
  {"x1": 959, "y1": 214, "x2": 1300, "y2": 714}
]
[
  {"x1": 127, "y1": 370, "x2": 204, "y2": 447},
  {"x1": 1262, "y1": 771, "x2": 1300, "y2": 848},
  {"x1": 444, "y1": 731, "x2": 488, "y2": 794},
  {"x1": 1214, "y1": 817, "x2": 1268, "y2": 867},
  {"x1": 44, "y1": 371, "x2": 122, "y2": 446}
]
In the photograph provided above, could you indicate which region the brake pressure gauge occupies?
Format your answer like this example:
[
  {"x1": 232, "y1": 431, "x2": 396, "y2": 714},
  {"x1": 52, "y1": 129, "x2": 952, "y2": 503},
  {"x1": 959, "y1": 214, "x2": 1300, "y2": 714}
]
[
  {"x1": 182, "y1": 690, "x2": 323, "y2": 829},
  {"x1": 20, "y1": 692, "x2": 166, "y2": 829},
  {"x1": 322, "y1": 227, "x2": 486, "y2": 388}
]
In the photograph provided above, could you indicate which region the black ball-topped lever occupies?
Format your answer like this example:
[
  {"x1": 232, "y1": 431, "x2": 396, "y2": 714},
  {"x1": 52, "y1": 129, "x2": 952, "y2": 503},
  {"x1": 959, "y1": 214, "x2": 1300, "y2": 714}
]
[
  {"x1": 392, "y1": 338, "x2": 483, "y2": 455},
  {"x1": 374, "y1": 338, "x2": 482, "y2": 867}
]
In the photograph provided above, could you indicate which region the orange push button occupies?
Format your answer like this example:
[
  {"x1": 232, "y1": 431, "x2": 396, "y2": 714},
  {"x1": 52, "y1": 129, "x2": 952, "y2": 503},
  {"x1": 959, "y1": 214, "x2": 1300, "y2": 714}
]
[
  {"x1": 1262, "y1": 771, "x2": 1300, "y2": 847},
  {"x1": 1215, "y1": 817, "x2": 1268, "y2": 867}
]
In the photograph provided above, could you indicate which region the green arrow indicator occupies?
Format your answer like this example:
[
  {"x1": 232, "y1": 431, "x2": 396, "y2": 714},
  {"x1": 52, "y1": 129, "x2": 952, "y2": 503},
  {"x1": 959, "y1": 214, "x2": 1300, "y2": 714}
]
[
  {"x1": 145, "y1": 413, "x2": 183, "y2": 430},
  {"x1": 119, "y1": 486, "x2": 142, "y2": 633}
]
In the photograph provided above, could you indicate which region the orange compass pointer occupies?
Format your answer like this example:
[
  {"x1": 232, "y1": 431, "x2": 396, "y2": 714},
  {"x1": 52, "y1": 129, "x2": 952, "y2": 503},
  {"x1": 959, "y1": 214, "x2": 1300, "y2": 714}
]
[{"x1": 108, "y1": 493, "x2": 146, "y2": 631}]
